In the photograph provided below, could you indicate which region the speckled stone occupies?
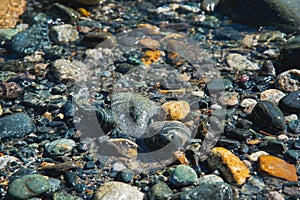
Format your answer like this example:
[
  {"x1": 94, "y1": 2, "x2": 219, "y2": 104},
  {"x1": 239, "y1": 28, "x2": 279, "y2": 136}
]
[
  {"x1": 161, "y1": 101, "x2": 190, "y2": 121},
  {"x1": 226, "y1": 53, "x2": 259, "y2": 71},
  {"x1": 0, "y1": 112, "x2": 35, "y2": 139},
  {"x1": 53, "y1": 191, "x2": 81, "y2": 200},
  {"x1": 275, "y1": 69, "x2": 300, "y2": 92},
  {"x1": 50, "y1": 24, "x2": 79, "y2": 44},
  {"x1": 146, "y1": 181, "x2": 173, "y2": 200},
  {"x1": 93, "y1": 181, "x2": 144, "y2": 200},
  {"x1": 0, "y1": 0, "x2": 26, "y2": 28},
  {"x1": 219, "y1": 92, "x2": 239, "y2": 107},
  {"x1": 207, "y1": 147, "x2": 250, "y2": 185},
  {"x1": 45, "y1": 138, "x2": 76, "y2": 157},
  {"x1": 170, "y1": 164, "x2": 198, "y2": 186},
  {"x1": 260, "y1": 89, "x2": 286, "y2": 104},
  {"x1": 241, "y1": 176, "x2": 265, "y2": 195},
  {"x1": 250, "y1": 101, "x2": 286, "y2": 135},
  {"x1": 258, "y1": 155, "x2": 298, "y2": 182},
  {"x1": 8, "y1": 174, "x2": 51, "y2": 199}
]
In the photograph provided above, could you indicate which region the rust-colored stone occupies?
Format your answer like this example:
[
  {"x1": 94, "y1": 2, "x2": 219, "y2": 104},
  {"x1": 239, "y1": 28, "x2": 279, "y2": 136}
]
[
  {"x1": 207, "y1": 147, "x2": 250, "y2": 185},
  {"x1": 258, "y1": 155, "x2": 298, "y2": 182},
  {"x1": 141, "y1": 50, "x2": 161, "y2": 65},
  {"x1": 161, "y1": 100, "x2": 190, "y2": 121},
  {"x1": 0, "y1": 0, "x2": 26, "y2": 28}
]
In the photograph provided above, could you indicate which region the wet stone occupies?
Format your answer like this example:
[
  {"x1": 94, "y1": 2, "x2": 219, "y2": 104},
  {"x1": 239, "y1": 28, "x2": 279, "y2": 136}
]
[
  {"x1": 260, "y1": 89, "x2": 285, "y2": 104},
  {"x1": 258, "y1": 139, "x2": 287, "y2": 154},
  {"x1": 48, "y1": 3, "x2": 80, "y2": 23},
  {"x1": 279, "y1": 91, "x2": 300, "y2": 114},
  {"x1": 241, "y1": 176, "x2": 265, "y2": 195},
  {"x1": 0, "y1": 0, "x2": 26, "y2": 28},
  {"x1": 45, "y1": 138, "x2": 76, "y2": 157},
  {"x1": 161, "y1": 101, "x2": 190, "y2": 121},
  {"x1": 50, "y1": 24, "x2": 79, "y2": 44},
  {"x1": 219, "y1": 92, "x2": 239, "y2": 107},
  {"x1": 170, "y1": 164, "x2": 198, "y2": 186},
  {"x1": 93, "y1": 181, "x2": 144, "y2": 200},
  {"x1": 115, "y1": 169, "x2": 135, "y2": 183},
  {"x1": 198, "y1": 174, "x2": 224, "y2": 185},
  {"x1": 248, "y1": 151, "x2": 269, "y2": 162},
  {"x1": 286, "y1": 150, "x2": 300, "y2": 163},
  {"x1": 8, "y1": 174, "x2": 51, "y2": 199},
  {"x1": 171, "y1": 182, "x2": 233, "y2": 200},
  {"x1": 265, "y1": 191, "x2": 285, "y2": 200},
  {"x1": 283, "y1": 185, "x2": 300, "y2": 199},
  {"x1": 207, "y1": 147, "x2": 250, "y2": 185},
  {"x1": 258, "y1": 155, "x2": 298, "y2": 182},
  {"x1": 0, "y1": 112, "x2": 35, "y2": 139},
  {"x1": 250, "y1": 101, "x2": 286, "y2": 135},
  {"x1": 287, "y1": 120, "x2": 300, "y2": 135},
  {"x1": 275, "y1": 69, "x2": 300, "y2": 92},
  {"x1": 146, "y1": 181, "x2": 173, "y2": 200},
  {"x1": 280, "y1": 34, "x2": 300, "y2": 70},
  {"x1": 226, "y1": 53, "x2": 259, "y2": 71}
]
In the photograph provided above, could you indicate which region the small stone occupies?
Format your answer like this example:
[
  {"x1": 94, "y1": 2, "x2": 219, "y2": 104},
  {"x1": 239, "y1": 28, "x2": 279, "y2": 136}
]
[
  {"x1": 248, "y1": 151, "x2": 269, "y2": 162},
  {"x1": 258, "y1": 138, "x2": 287, "y2": 153},
  {"x1": 250, "y1": 101, "x2": 286, "y2": 135},
  {"x1": 198, "y1": 174, "x2": 224, "y2": 185},
  {"x1": 116, "y1": 169, "x2": 135, "y2": 183},
  {"x1": 241, "y1": 176, "x2": 265, "y2": 195},
  {"x1": 57, "y1": 0, "x2": 102, "y2": 5},
  {"x1": 171, "y1": 182, "x2": 233, "y2": 200},
  {"x1": 207, "y1": 147, "x2": 250, "y2": 185},
  {"x1": 93, "y1": 181, "x2": 144, "y2": 200},
  {"x1": 0, "y1": 112, "x2": 35, "y2": 139},
  {"x1": 260, "y1": 89, "x2": 286, "y2": 104},
  {"x1": 0, "y1": 155, "x2": 18, "y2": 170},
  {"x1": 258, "y1": 155, "x2": 298, "y2": 182},
  {"x1": 170, "y1": 164, "x2": 198, "y2": 186},
  {"x1": 219, "y1": 92, "x2": 239, "y2": 107},
  {"x1": 45, "y1": 138, "x2": 76, "y2": 157},
  {"x1": 161, "y1": 101, "x2": 190, "y2": 121},
  {"x1": 279, "y1": 91, "x2": 300, "y2": 114},
  {"x1": 139, "y1": 37, "x2": 160, "y2": 50},
  {"x1": 146, "y1": 181, "x2": 173, "y2": 200},
  {"x1": 50, "y1": 24, "x2": 79, "y2": 44},
  {"x1": 226, "y1": 53, "x2": 259, "y2": 71},
  {"x1": 53, "y1": 191, "x2": 81, "y2": 200},
  {"x1": 206, "y1": 78, "x2": 233, "y2": 93},
  {"x1": 240, "y1": 98, "x2": 257, "y2": 108},
  {"x1": 265, "y1": 191, "x2": 284, "y2": 200},
  {"x1": 260, "y1": 60, "x2": 276, "y2": 76},
  {"x1": 283, "y1": 186, "x2": 300, "y2": 198},
  {"x1": 8, "y1": 174, "x2": 51, "y2": 199},
  {"x1": 275, "y1": 69, "x2": 300, "y2": 92}
]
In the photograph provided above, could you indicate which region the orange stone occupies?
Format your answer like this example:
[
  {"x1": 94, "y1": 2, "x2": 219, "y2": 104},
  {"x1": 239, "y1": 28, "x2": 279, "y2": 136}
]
[
  {"x1": 141, "y1": 50, "x2": 161, "y2": 65},
  {"x1": 0, "y1": 0, "x2": 26, "y2": 28},
  {"x1": 161, "y1": 101, "x2": 190, "y2": 121},
  {"x1": 258, "y1": 155, "x2": 298, "y2": 182},
  {"x1": 207, "y1": 147, "x2": 250, "y2": 185}
]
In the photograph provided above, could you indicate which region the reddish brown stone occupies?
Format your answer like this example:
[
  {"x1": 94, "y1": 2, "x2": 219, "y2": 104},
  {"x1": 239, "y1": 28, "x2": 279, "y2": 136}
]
[{"x1": 258, "y1": 155, "x2": 298, "y2": 182}]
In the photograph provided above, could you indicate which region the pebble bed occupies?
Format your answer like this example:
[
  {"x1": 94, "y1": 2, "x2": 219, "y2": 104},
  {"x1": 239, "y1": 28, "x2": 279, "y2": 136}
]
[{"x1": 0, "y1": 0, "x2": 300, "y2": 199}]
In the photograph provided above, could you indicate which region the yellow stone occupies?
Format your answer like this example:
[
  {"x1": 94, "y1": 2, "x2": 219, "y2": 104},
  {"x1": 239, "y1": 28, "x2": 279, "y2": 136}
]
[
  {"x1": 161, "y1": 101, "x2": 190, "y2": 121},
  {"x1": 207, "y1": 147, "x2": 250, "y2": 185},
  {"x1": 258, "y1": 155, "x2": 298, "y2": 182}
]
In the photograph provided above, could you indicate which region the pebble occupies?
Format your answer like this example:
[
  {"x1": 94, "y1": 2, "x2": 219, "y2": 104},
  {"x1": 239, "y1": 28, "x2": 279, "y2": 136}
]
[
  {"x1": 45, "y1": 138, "x2": 76, "y2": 157},
  {"x1": 280, "y1": 34, "x2": 300, "y2": 70},
  {"x1": 206, "y1": 78, "x2": 233, "y2": 94},
  {"x1": 139, "y1": 37, "x2": 160, "y2": 50},
  {"x1": 275, "y1": 69, "x2": 300, "y2": 92},
  {"x1": 283, "y1": 185, "x2": 300, "y2": 198},
  {"x1": 53, "y1": 191, "x2": 81, "y2": 200},
  {"x1": 240, "y1": 98, "x2": 257, "y2": 108},
  {"x1": 248, "y1": 151, "x2": 269, "y2": 162},
  {"x1": 0, "y1": 0, "x2": 26, "y2": 28},
  {"x1": 171, "y1": 182, "x2": 233, "y2": 200},
  {"x1": 93, "y1": 181, "x2": 144, "y2": 200},
  {"x1": 198, "y1": 174, "x2": 224, "y2": 185},
  {"x1": 286, "y1": 150, "x2": 300, "y2": 163},
  {"x1": 219, "y1": 92, "x2": 239, "y2": 107},
  {"x1": 265, "y1": 191, "x2": 285, "y2": 200},
  {"x1": 250, "y1": 101, "x2": 286, "y2": 135},
  {"x1": 207, "y1": 147, "x2": 250, "y2": 185},
  {"x1": 258, "y1": 138, "x2": 287, "y2": 154},
  {"x1": 170, "y1": 164, "x2": 198, "y2": 186},
  {"x1": 161, "y1": 101, "x2": 190, "y2": 121},
  {"x1": 226, "y1": 53, "x2": 259, "y2": 71},
  {"x1": 115, "y1": 169, "x2": 135, "y2": 183},
  {"x1": 50, "y1": 24, "x2": 79, "y2": 44},
  {"x1": 8, "y1": 174, "x2": 51, "y2": 199},
  {"x1": 49, "y1": 3, "x2": 80, "y2": 23},
  {"x1": 259, "y1": 89, "x2": 286, "y2": 104},
  {"x1": 146, "y1": 181, "x2": 173, "y2": 200},
  {"x1": 279, "y1": 91, "x2": 300, "y2": 114},
  {"x1": 0, "y1": 112, "x2": 35, "y2": 139},
  {"x1": 258, "y1": 155, "x2": 298, "y2": 182},
  {"x1": 0, "y1": 155, "x2": 18, "y2": 170},
  {"x1": 241, "y1": 176, "x2": 265, "y2": 195}
]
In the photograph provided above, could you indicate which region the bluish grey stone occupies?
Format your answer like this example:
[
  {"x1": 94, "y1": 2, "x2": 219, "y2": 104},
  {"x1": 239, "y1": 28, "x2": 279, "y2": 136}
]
[
  {"x1": 0, "y1": 112, "x2": 35, "y2": 139},
  {"x1": 45, "y1": 138, "x2": 76, "y2": 157},
  {"x1": 146, "y1": 181, "x2": 173, "y2": 200},
  {"x1": 170, "y1": 165, "x2": 198, "y2": 186},
  {"x1": 241, "y1": 176, "x2": 265, "y2": 195},
  {"x1": 8, "y1": 174, "x2": 51, "y2": 199}
]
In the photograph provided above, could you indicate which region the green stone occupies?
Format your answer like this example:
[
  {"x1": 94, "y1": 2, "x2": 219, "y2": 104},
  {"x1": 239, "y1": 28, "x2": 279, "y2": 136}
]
[
  {"x1": 170, "y1": 165, "x2": 198, "y2": 186},
  {"x1": 146, "y1": 181, "x2": 173, "y2": 200}
]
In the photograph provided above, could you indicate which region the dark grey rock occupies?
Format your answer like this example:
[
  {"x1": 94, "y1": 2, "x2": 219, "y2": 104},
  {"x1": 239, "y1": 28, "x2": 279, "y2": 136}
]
[
  {"x1": 170, "y1": 165, "x2": 198, "y2": 186},
  {"x1": 8, "y1": 174, "x2": 51, "y2": 199},
  {"x1": 0, "y1": 112, "x2": 35, "y2": 139},
  {"x1": 218, "y1": 0, "x2": 300, "y2": 31},
  {"x1": 258, "y1": 139, "x2": 287, "y2": 153},
  {"x1": 116, "y1": 169, "x2": 135, "y2": 183},
  {"x1": 250, "y1": 101, "x2": 286, "y2": 135},
  {"x1": 279, "y1": 91, "x2": 300, "y2": 114},
  {"x1": 241, "y1": 176, "x2": 265, "y2": 195},
  {"x1": 48, "y1": 3, "x2": 80, "y2": 23},
  {"x1": 171, "y1": 182, "x2": 233, "y2": 200},
  {"x1": 206, "y1": 78, "x2": 232, "y2": 94},
  {"x1": 146, "y1": 181, "x2": 173, "y2": 200},
  {"x1": 287, "y1": 120, "x2": 300, "y2": 135},
  {"x1": 280, "y1": 34, "x2": 300, "y2": 71}
]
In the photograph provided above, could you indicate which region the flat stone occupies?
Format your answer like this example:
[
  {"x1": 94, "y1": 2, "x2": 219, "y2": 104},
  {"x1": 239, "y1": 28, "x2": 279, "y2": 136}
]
[
  {"x1": 170, "y1": 164, "x2": 198, "y2": 186},
  {"x1": 241, "y1": 176, "x2": 265, "y2": 195},
  {"x1": 0, "y1": 112, "x2": 35, "y2": 139},
  {"x1": 161, "y1": 101, "x2": 190, "y2": 121},
  {"x1": 226, "y1": 53, "x2": 259, "y2": 71},
  {"x1": 146, "y1": 181, "x2": 173, "y2": 200},
  {"x1": 171, "y1": 182, "x2": 233, "y2": 200},
  {"x1": 260, "y1": 89, "x2": 285, "y2": 104},
  {"x1": 45, "y1": 138, "x2": 76, "y2": 157},
  {"x1": 207, "y1": 147, "x2": 250, "y2": 185},
  {"x1": 250, "y1": 101, "x2": 286, "y2": 135},
  {"x1": 258, "y1": 155, "x2": 298, "y2": 182},
  {"x1": 279, "y1": 91, "x2": 300, "y2": 114},
  {"x1": 93, "y1": 181, "x2": 144, "y2": 200},
  {"x1": 8, "y1": 174, "x2": 51, "y2": 199},
  {"x1": 275, "y1": 69, "x2": 300, "y2": 92}
]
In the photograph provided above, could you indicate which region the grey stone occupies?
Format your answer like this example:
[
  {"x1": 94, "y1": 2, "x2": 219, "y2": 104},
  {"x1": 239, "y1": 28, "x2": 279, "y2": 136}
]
[
  {"x1": 8, "y1": 174, "x2": 51, "y2": 199},
  {"x1": 280, "y1": 34, "x2": 300, "y2": 70},
  {"x1": 50, "y1": 24, "x2": 79, "y2": 44},
  {"x1": 241, "y1": 176, "x2": 265, "y2": 195},
  {"x1": 0, "y1": 112, "x2": 35, "y2": 139},
  {"x1": 226, "y1": 53, "x2": 259, "y2": 71},
  {"x1": 279, "y1": 91, "x2": 300, "y2": 114},
  {"x1": 45, "y1": 138, "x2": 76, "y2": 157},
  {"x1": 53, "y1": 191, "x2": 81, "y2": 200}
]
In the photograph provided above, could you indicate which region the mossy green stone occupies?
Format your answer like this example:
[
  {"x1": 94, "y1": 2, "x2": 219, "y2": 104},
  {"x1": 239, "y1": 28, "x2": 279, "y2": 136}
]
[{"x1": 170, "y1": 165, "x2": 198, "y2": 186}]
